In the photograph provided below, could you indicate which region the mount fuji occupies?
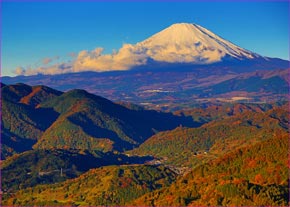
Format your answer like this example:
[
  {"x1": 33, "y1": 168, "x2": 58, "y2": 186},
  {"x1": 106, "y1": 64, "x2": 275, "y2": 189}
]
[
  {"x1": 13, "y1": 22, "x2": 288, "y2": 75},
  {"x1": 2, "y1": 23, "x2": 289, "y2": 108},
  {"x1": 77, "y1": 22, "x2": 286, "y2": 73},
  {"x1": 133, "y1": 23, "x2": 260, "y2": 64},
  {"x1": 117, "y1": 23, "x2": 287, "y2": 72}
]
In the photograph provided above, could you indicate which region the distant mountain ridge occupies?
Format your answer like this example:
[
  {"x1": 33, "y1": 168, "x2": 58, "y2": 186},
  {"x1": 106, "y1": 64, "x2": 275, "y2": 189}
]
[{"x1": 3, "y1": 67, "x2": 288, "y2": 111}]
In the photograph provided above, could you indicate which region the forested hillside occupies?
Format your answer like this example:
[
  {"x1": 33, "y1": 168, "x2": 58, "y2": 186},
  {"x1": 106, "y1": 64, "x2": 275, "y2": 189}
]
[{"x1": 1, "y1": 83, "x2": 288, "y2": 206}]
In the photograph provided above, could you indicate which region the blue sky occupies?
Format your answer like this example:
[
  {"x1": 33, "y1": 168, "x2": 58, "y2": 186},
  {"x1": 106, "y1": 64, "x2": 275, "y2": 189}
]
[{"x1": 1, "y1": 1, "x2": 289, "y2": 76}]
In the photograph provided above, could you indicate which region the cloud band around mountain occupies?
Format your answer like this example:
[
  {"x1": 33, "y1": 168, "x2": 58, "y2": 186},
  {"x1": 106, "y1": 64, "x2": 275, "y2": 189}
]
[
  {"x1": 14, "y1": 43, "x2": 222, "y2": 76},
  {"x1": 14, "y1": 23, "x2": 258, "y2": 76},
  {"x1": 14, "y1": 44, "x2": 150, "y2": 76}
]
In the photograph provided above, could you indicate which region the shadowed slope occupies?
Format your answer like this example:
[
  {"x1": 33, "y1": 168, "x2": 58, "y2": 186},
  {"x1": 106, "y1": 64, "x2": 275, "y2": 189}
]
[
  {"x1": 34, "y1": 89, "x2": 198, "y2": 151},
  {"x1": 1, "y1": 84, "x2": 61, "y2": 158}
]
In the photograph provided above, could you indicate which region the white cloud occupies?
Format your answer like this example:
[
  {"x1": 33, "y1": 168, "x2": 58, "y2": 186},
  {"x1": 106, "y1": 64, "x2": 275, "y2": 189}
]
[
  {"x1": 72, "y1": 45, "x2": 148, "y2": 72},
  {"x1": 13, "y1": 23, "x2": 258, "y2": 76},
  {"x1": 15, "y1": 41, "x2": 155, "y2": 75},
  {"x1": 15, "y1": 42, "x2": 200, "y2": 75}
]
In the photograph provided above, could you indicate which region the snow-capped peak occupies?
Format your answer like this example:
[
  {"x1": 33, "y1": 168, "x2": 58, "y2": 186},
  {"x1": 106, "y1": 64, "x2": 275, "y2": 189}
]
[
  {"x1": 16, "y1": 23, "x2": 264, "y2": 75},
  {"x1": 135, "y1": 23, "x2": 260, "y2": 64}
]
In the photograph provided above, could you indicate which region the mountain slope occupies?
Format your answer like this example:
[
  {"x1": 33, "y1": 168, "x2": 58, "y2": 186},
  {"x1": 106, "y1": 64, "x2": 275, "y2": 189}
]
[
  {"x1": 1, "y1": 83, "x2": 62, "y2": 105},
  {"x1": 1, "y1": 84, "x2": 61, "y2": 158},
  {"x1": 131, "y1": 133, "x2": 289, "y2": 206},
  {"x1": 1, "y1": 149, "x2": 152, "y2": 193},
  {"x1": 2, "y1": 165, "x2": 177, "y2": 206},
  {"x1": 130, "y1": 104, "x2": 289, "y2": 167},
  {"x1": 32, "y1": 88, "x2": 197, "y2": 151},
  {"x1": 1, "y1": 82, "x2": 288, "y2": 206},
  {"x1": 1, "y1": 83, "x2": 197, "y2": 158},
  {"x1": 3, "y1": 105, "x2": 288, "y2": 206}
]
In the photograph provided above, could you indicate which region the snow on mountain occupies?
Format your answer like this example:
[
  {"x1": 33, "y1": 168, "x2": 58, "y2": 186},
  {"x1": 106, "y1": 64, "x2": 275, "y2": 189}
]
[
  {"x1": 136, "y1": 23, "x2": 260, "y2": 64},
  {"x1": 71, "y1": 22, "x2": 263, "y2": 71},
  {"x1": 16, "y1": 23, "x2": 266, "y2": 75}
]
